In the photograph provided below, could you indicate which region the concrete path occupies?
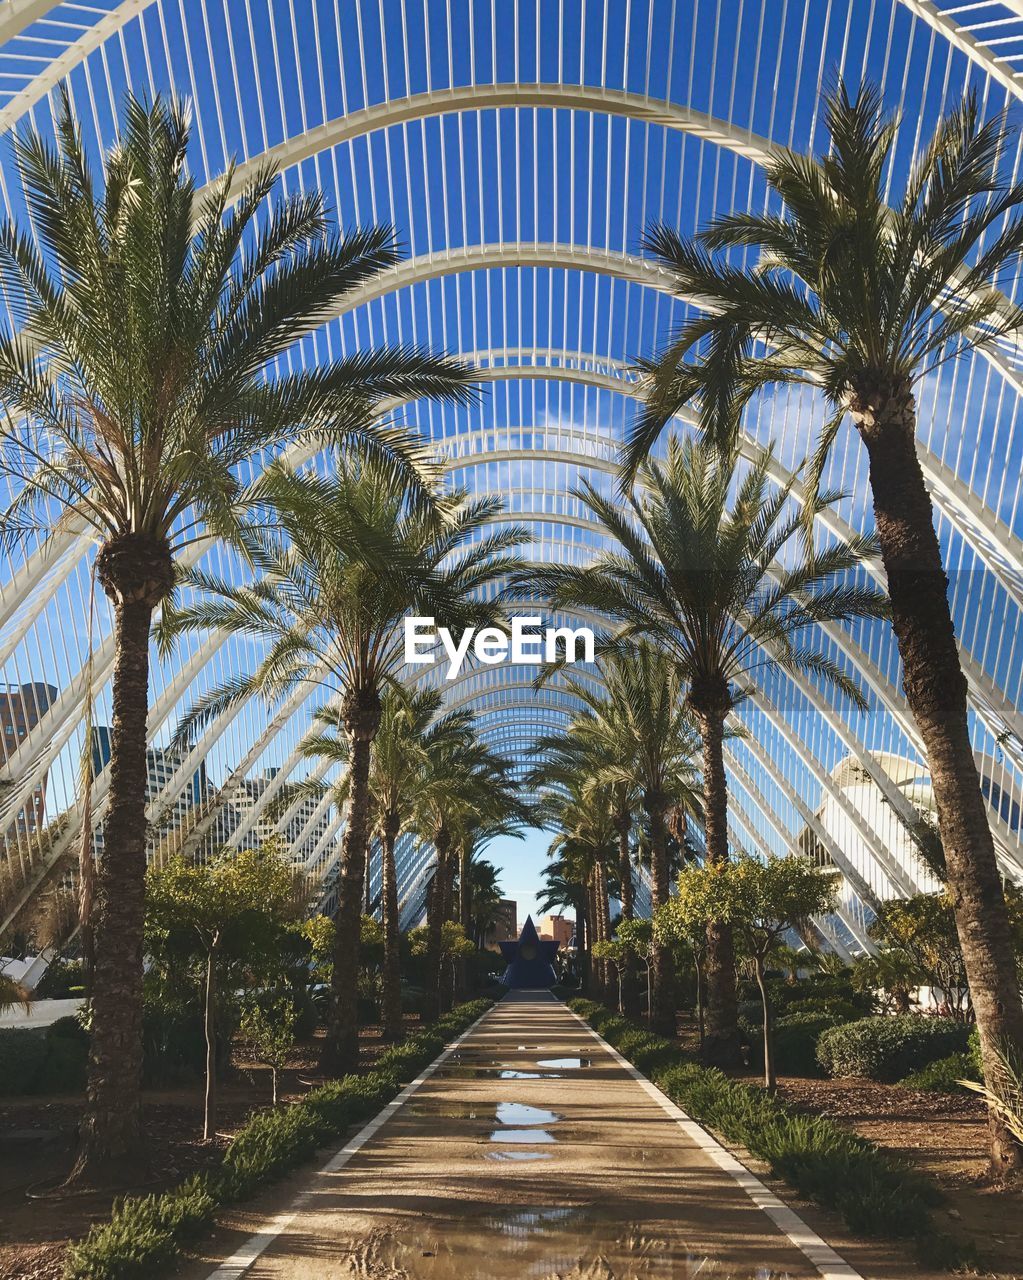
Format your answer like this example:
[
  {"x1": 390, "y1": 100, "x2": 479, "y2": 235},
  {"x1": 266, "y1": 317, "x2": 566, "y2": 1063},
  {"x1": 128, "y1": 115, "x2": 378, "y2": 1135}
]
[{"x1": 207, "y1": 993, "x2": 864, "y2": 1279}]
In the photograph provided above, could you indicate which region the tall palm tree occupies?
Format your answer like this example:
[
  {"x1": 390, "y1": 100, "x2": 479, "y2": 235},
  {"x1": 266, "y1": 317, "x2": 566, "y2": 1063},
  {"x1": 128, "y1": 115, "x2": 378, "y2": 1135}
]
[
  {"x1": 536, "y1": 861, "x2": 589, "y2": 983},
  {"x1": 0, "y1": 92, "x2": 474, "y2": 1181},
  {"x1": 163, "y1": 459, "x2": 525, "y2": 1069},
  {"x1": 627, "y1": 84, "x2": 1023, "y2": 1164},
  {"x1": 531, "y1": 437, "x2": 886, "y2": 1060},
  {"x1": 451, "y1": 797, "x2": 530, "y2": 996},
  {"x1": 533, "y1": 777, "x2": 619, "y2": 1000},
  {"x1": 531, "y1": 644, "x2": 702, "y2": 1032},
  {"x1": 411, "y1": 720, "x2": 517, "y2": 1012},
  {"x1": 467, "y1": 857, "x2": 504, "y2": 948},
  {"x1": 288, "y1": 685, "x2": 453, "y2": 1039}
]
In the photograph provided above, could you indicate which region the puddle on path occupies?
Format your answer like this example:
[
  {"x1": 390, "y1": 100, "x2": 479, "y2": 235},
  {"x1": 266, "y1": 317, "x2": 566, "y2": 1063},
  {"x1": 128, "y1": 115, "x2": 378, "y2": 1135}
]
[
  {"x1": 535, "y1": 1056, "x2": 593, "y2": 1069},
  {"x1": 489, "y1": 1128, "x2": 557, "y2": 1144},
  {"x1": 435, "y1": 1066, "x2": 564, "y2": 1080},
  {"x1": 483, "y1": 1150, "x2": 554, "y2": 1162},
  {"x1": 495, "y1": 1102, "x2": 559, "y2": 1126}
]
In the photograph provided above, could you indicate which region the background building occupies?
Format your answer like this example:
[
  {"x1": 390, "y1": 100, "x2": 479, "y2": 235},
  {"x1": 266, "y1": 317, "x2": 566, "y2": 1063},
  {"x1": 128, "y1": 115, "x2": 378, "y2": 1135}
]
[{"x1": 0, "y1": 684, "x2": 56, "y2": 844}]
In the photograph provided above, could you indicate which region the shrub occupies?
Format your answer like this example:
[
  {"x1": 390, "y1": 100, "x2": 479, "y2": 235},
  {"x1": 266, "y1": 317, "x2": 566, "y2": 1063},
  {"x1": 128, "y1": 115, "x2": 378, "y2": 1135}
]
[
  {"x1": 817, "y1": 1015, "x2": 969, "y2": 1082},
  {"x1": 745, "y1": 1011, "x2": 839, "y2": 1078},
  {"x1": 0, "y1": 1029, "x2": 48, "y2": 1095},
  {"x1": 64, "y1": 998, "x2": 491, "y2": 1280},
  {"x1": 900, "y1": 1052, "x2": 980, "y2": 1093},
  {"x1": 34, "y1": 958, "x2": 86, "y2": 1000},
  {"x1": 612, "y1": 1024, "x2": 686, "y2": 1075},
  {"x1": 40, "y1": 1033, "x2": 88, "y2": 1093},
  {"x1": 0, "y1": 1025, "x2": 87, "y2": 1095}
]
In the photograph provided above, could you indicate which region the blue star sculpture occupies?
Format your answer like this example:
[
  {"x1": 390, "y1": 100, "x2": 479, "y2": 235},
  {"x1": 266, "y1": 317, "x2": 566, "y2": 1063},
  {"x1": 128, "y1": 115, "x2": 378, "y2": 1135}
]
[{"x1": 499, "y1": 915, "x2": 560, "y2": 988}]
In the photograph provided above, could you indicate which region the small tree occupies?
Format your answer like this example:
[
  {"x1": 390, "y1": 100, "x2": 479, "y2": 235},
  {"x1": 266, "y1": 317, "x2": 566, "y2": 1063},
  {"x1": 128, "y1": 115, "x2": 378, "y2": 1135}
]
[
  {"x1": 591, "y1": 938, "x2": 629, "y2": 1012},
  {"x1": 409, "y1": 920, "x2": 474, "y2": 1001},
  {"x1": 653, "y1": 904, "x2": 708, "y2": 1047},
  {"x1": 145, "y1": 844, "x2": 297, "y2": 1138},
  {"x1": 240, "y1": 997, "x2": 297, "y2": 1106},
  {"x1": 660, "y1": 855, "x2": 836, "y2": 1091},
  {"x1": 616, "y1": 919, "x2": 656, "y2": 1020}
]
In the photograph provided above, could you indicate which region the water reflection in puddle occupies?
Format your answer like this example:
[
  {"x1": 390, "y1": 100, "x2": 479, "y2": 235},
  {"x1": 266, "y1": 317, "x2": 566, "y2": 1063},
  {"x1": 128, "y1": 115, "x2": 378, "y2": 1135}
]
[
  {"x1": 489, "y1": 1128, "x2": 557, "y2": 1144},
  {"x1": 437, "y1": 1066, "x2": 564, "y2": 1079},
  {"x1": 496, "y1": 1102, "x2": 559, "y2": 1126},
  {"x1": 484, "y1": 1150, "x2": 554, "y2": 1162},
  {"x1": 536, "y1": 1056, "x2": 592, "y2": 1069}
]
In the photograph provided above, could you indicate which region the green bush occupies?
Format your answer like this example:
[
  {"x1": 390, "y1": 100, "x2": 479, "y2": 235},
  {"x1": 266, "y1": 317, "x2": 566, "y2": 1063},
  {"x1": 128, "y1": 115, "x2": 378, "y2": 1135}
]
[
  {"x1": 34, "y1": 958, "x2": 86, "y2": 999},
  {"x1": 900, "y1": 1052, "x2": 980, "y2": 1092},
  {"x1": 64, "y1": 998, "x2": 491, "y2": 1280},
  {"x1": 743, "y1": 1011, "x2": 839, "y2": 1078},
  {"x1": 0, "y1": 1028, "x2": 48, "y2": 1095},
  {"x1": 0, "y1": 1025, "x2": 87, "y2": 1095},
  {"x1": 817, "y1": 1015, "x2": 969, "y2": 1082}
]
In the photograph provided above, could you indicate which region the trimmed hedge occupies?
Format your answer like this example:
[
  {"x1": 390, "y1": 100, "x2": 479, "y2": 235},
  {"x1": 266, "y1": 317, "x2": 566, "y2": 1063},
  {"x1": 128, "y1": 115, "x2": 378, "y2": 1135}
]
[
  {"x1": 568, "y1": 999, "x2": 970, "y2": 1266},
  {"x1": 0, "y1": 1021, "x2": 89, "y2": 1096},
  {"x1": 817, "y1": 1015, "x2": 970, "y2": 1082},
  {"x1": 899, "y1": 1052, "x2": 980, "y2": 1093},
  {"x1": 64, "y1": 999, "x2": 492, "y2": 1280}
]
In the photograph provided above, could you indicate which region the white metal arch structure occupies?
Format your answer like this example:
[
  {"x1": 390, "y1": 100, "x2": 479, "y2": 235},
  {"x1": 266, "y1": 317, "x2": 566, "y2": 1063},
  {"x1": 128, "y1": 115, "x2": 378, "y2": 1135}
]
[{"x1": 3, "y1": 0, "x2": 1023, "y2": 936}]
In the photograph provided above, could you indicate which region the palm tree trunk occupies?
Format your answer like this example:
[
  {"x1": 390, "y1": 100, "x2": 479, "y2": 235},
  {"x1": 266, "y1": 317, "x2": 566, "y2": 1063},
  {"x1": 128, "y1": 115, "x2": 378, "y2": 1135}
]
[
  {"x1": 616, "y1": 811, "x2": 634, "y2": 920},
  {"x1": 380, "y1": 814, "x2": 402, "y2": 1040},
  {"x1": 457, "y1": 845, "x2": 471, "y2": 999},
  {"x1": 424, "y1": 827, "x2": 449, "y2": 1018},
  {"x1": 325, "y1": 690, "x2": 379, "y2": 1074},
  {"x1": 596, "y1": 859, "x2": 612, "y2": 995},
  {"x1": 647, "y1": 802, "x2": 676, "y2": 1037},
  {"x1": 586, "y1": 876, "x2": 603, "y2": 997},
  {"x1": 459, "y1": 851, "x2": 473, "y2": 934},
  {"x1": 68, "y1": 535, "x2": 172, "y2": 1186},
  {"x1": 616, "y1": 808, "x2": 638, "y2": 1014},
  {"x1": 696, "y1": 709, "x2": 740, "y2": 1066},
  {"x1": 857, "y1": 380, "x2": 1023, "y2": 1175}
]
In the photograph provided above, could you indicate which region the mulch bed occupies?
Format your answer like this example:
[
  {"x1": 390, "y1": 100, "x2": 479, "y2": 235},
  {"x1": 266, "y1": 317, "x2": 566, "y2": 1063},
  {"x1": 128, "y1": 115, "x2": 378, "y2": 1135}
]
[{"x1": 0, "y1": 1023, "x2": 405, "y2": 1280}]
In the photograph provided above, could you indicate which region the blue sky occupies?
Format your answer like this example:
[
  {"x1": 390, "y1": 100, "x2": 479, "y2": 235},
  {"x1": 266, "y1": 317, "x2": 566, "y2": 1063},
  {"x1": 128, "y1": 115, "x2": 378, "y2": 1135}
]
[{"x1": 485, "y1": 828, "x2": 557, "y2": 927}]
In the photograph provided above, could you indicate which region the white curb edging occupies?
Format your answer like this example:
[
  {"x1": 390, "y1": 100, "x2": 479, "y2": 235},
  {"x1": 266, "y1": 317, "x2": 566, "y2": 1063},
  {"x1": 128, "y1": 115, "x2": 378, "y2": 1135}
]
[
  {"x1": 204, "y1": 1005, "x2": 494, "y2": 1280},
  {"x1": 565, "y1": 1006, "x2": 866, "y2": 1280}
]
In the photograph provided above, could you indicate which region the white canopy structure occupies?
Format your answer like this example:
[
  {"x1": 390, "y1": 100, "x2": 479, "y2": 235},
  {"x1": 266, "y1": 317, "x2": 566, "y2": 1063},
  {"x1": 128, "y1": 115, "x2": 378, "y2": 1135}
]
[{"x1": 1, "y1": 0, "x2": 1023, "y2": 951}]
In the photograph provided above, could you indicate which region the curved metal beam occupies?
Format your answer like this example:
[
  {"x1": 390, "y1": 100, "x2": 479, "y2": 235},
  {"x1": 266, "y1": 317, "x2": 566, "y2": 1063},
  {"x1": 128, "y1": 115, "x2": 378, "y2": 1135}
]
[
  {"x1": 896, "y1": 0, "x2": 1023, "y2": 102},
  {"x1": 0, "y1": 0, "x2": 158, "y2": 136},
  {"x1": 336, "y1": 243, "x2": 1023, "y2": 624}
]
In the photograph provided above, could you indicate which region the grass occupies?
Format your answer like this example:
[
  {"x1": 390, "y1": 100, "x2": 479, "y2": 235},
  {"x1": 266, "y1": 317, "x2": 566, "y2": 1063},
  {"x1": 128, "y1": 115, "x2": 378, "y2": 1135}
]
[
  {"x1": 569, "y1": 998, "x2": 973, "y2": 1270},
  {"x1": 64, "y1": 999, "x2": 492, "y2": 1280}
]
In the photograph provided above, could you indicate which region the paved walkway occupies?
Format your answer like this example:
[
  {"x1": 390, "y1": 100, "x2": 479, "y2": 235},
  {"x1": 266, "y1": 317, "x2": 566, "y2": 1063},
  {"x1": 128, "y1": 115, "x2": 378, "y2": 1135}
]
[{"x1": 208, "y1": 993, "x2": 864, "y2": 1279}]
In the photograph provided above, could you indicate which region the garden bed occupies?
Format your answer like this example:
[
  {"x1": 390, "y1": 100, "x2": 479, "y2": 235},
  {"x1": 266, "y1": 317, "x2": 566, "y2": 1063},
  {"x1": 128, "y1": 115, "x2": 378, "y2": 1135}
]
[
  {"x1": 773, "y1": 1075, "x2": 1023, "y2": 1277},
  {"x1": 0, "y1": 1016, "x2": 441, "y2": 1280}
]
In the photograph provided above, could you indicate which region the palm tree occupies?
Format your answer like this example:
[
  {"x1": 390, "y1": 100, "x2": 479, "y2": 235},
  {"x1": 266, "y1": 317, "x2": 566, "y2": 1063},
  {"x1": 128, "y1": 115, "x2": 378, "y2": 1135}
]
[
  {"x1": 531, "y1": 644, "x2": 701, "y2": 1031},
  {"x1": 531, "y1": 437, "x2": 886, "y2": 1061},
  {"x1": 467, "y1": 857, "x2": 504, "y2": 948},
  {"x1": 536, "y1": 861, "x2": 588, "y2": 985},
  {"x1": 628, "y1": 84, "x2": 1023, "y2": 1164},
  {"x1": 451, "y1": 798, "x2": 530, "y2": 996},
  {"x1": 533, "y1": 777, "x2": 619, "y2": 1001},
  {"x1": 0, "y1": 92, "x2": 474, "y2": 1181},
  {"x1": 287, "y1": 685, "x2": 453, "y2": 1040},
  {"x1": 163, "y1": 459, "x2": 525, "y2": 1069},
  {"x1": 0, "y1": 971, "x2": 30, "y2": 1015},
  {"x1": 411, "y1": 720, "x2": 518, "y2": 1013}
]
